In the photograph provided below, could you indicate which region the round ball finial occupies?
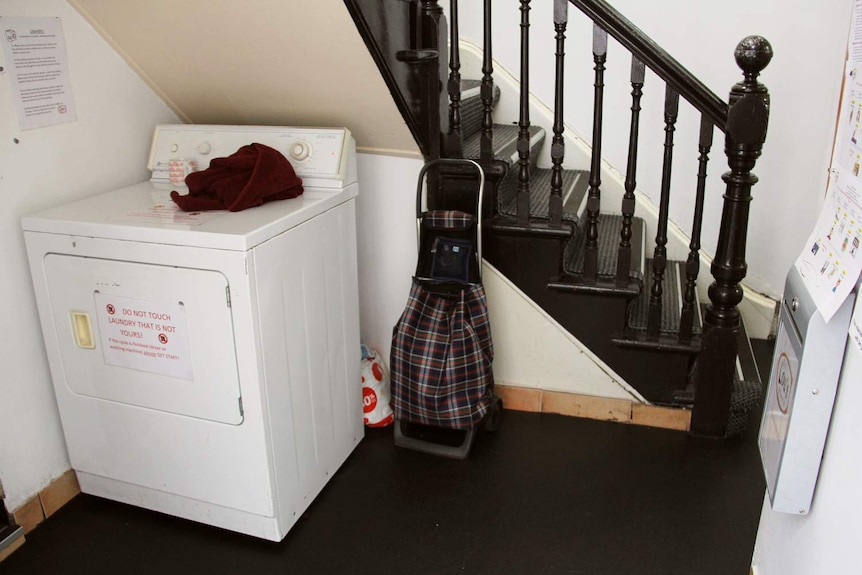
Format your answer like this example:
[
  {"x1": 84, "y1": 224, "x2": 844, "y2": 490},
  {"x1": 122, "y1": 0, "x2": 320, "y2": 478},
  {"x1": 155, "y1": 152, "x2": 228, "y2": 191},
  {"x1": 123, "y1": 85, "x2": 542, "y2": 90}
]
[{"x1": 734, "y1": 35, "x2": 773, "y2": 77}]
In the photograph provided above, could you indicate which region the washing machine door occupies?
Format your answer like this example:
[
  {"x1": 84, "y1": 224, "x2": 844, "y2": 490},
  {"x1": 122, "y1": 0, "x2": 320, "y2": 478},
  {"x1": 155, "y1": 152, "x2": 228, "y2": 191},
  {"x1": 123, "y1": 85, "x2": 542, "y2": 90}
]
[{"x1": 44, "y1": 254, "x2": 243, "y2": 425}]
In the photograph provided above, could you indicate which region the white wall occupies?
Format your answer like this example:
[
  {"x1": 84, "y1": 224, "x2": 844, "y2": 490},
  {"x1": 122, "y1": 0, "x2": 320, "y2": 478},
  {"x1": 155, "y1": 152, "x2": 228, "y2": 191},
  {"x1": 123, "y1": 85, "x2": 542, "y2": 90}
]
[
  {"x1": 751, "y1": 298, "x2": 862, "y2": 574},
  {"x1": 355, "y1": 153, "x2": 422, "y2": 357},
  {"x1": 454, "y1": 0, "x2": 851, "y2": 300},
  {"x1": 0, "y1": 0, "x2": 178, "y2": 509}
]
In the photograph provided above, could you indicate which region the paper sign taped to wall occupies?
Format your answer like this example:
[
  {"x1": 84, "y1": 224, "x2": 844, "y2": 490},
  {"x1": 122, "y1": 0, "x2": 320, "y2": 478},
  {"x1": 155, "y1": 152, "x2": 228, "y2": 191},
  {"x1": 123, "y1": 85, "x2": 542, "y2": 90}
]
[
  {"x1": 94, "y1": 293, "x2": 194, "y2": 380},
  {"x1": 794, "y1": 171, "x2": 862, "y2": 322},
  {"x1": 0, "y1": 17, "x2": 77, "y2": 130}
]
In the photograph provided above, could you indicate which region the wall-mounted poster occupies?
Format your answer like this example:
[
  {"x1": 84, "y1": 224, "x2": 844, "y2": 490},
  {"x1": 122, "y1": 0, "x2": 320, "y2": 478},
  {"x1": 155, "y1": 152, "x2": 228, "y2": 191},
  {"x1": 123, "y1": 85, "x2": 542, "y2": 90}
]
[{"x1": 0, "y1": 17, "x2": 77, "y2": 130}]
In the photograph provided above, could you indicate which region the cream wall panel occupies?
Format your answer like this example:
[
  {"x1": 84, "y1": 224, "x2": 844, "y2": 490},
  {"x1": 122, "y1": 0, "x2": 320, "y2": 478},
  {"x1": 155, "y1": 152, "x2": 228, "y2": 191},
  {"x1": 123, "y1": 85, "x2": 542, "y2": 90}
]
[{"x1": 69, "y1": 0, "x2": 417, "y2": 155}]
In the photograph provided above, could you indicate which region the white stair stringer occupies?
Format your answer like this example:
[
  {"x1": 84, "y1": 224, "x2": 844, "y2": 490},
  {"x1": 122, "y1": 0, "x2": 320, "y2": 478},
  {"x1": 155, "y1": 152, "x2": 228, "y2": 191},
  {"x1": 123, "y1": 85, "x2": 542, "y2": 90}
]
[{"x1": 483, "y1": 261, "x2": 646, "y2": 403}]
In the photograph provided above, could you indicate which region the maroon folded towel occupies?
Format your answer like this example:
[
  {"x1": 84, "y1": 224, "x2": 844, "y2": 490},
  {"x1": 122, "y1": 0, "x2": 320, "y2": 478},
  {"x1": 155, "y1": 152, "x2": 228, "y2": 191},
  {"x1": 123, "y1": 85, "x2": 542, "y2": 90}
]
[{"x1": 170, "y1": 143, "x2": 303, "y2": 212}]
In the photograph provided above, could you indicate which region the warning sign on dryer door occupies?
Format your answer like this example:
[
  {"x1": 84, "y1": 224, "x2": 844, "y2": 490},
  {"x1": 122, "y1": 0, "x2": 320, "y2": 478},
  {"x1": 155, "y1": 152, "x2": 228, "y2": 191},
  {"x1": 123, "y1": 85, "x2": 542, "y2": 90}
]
[{"x1": 94, "y1": 293, "x2": 193, "y2": 380}]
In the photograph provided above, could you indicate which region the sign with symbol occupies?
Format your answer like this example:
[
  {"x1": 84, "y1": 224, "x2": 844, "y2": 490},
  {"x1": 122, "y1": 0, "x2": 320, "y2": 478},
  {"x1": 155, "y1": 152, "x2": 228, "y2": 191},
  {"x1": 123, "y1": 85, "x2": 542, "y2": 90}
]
[
  {"x1": 761, "y1": 325, "x2": 800, "y2": 446},
  {"x1": 94, "y1": 292, "x2": 193, "y2": 380},
  {"x1": 775, "y1": 352, "x2": 795, "y2": 414}
]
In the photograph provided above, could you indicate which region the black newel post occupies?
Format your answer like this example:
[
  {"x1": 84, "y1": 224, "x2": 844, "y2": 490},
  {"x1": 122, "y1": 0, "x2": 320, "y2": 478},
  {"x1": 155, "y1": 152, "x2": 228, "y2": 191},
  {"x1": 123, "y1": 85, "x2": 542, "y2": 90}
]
[{"x1": 690, "y1": 36, "x2": 772, "y2": 437}]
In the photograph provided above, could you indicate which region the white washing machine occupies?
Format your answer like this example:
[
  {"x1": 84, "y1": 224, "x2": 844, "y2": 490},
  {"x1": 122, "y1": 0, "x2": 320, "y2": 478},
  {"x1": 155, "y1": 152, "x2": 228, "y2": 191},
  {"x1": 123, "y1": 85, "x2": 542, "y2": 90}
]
[{"x1": 22, "y1": 124, "x2": 364, "y2": 541}]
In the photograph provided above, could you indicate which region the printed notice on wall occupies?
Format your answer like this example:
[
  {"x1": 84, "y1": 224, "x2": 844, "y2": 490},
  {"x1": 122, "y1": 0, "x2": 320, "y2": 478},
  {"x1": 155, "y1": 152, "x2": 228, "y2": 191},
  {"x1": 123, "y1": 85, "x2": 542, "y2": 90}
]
[
  {"x1": 797, "y1": 1, "x2": 862, "y2": 321},
  {"x1": 94, "y1": 293, "x2": 194, "y2": 380},
  {"x1": 0, "y1": 17, "x2": 77, "y2": 130},
  {"x1": 795, "y1": 171, "x2": 862, "y2": 322}
]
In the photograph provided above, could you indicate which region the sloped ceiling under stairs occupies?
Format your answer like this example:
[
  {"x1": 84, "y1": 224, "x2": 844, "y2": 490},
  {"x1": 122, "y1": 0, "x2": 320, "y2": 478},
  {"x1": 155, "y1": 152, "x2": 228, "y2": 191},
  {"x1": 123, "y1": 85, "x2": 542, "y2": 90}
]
[{"x1": 68, "y1": 0, "x2": 418, "y2": 155}]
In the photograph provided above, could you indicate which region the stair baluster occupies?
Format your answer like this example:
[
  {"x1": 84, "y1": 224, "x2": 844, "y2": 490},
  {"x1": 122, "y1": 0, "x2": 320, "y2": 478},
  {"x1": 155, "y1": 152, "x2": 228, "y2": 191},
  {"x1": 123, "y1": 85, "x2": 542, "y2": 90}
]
[
  {"x1": 549, "y1": 0, "x2": 568, "y2": 229},
  {"x1": 583, "y1": 24, "x2": 607, "y2": 280},
  {"x1": 616, "y1": 56, "x2": 645, "y2": 286},
  {"x1": 679, "y1": 116, "x2": 714, "y2": 342},
  {"x1": 517, "y1": 0, "x2": 533, "y2": 226},
  {"x1": 480, "y1": 0, "x2": 495, "y2": 160},
  {"x1": 691, "y1": 37, "x2": 772, "y2": 437},
  {"x1": 446, "y1": 0, "x2": 463, "y2": 156},
  {"x1": 646, "y1": 86, "x2": 679, "y2": 339},
  {"x1": 419, "y1": 0, "x2": 448, "y2": 158}
]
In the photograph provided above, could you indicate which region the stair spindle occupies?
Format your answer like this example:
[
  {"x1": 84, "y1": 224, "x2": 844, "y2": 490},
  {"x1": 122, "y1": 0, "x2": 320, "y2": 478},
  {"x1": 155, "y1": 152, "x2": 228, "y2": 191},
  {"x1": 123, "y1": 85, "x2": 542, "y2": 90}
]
[
  {"x1": 447, "y1": 0, "x2": 463, "y2": 157},
  {"x1": 480, "y1": 0, "x2": 495, "y2": 160},
  {"x1": 646, "y1": 85, "x2": 679, "y2": 339},
  {"x1": 616, "y1": 56, "x2": 645, "y2": 286},
  {"x1": 417, "y1": 0, "x2": 448, "y2": 162},
  {"x1": 549, "y1": 0, "x2": 568, "y2": 228},
  {"x1": 679, "y1": 116, "x2": 714, "y2": 342},
  {"x1": 584, "y1": 24, "x2": 608, "y2": 280},
  {"x1": 517, "y1": 0, "x2": 532, "y2": 226}
]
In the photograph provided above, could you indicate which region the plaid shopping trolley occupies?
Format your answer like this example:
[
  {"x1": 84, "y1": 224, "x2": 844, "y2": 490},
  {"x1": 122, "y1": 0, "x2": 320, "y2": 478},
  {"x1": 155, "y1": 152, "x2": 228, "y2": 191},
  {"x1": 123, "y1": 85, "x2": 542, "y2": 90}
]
[{"x1": 390, "y1": 159, "x2": 502, "y2": 459}]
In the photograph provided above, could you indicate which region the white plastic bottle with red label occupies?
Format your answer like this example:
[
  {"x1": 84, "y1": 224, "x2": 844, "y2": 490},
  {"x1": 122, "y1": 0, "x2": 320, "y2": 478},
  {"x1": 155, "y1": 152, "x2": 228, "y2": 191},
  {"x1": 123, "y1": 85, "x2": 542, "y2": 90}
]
[{"x1": 360, "y1": 345, "x2": 393, "y2": 427}]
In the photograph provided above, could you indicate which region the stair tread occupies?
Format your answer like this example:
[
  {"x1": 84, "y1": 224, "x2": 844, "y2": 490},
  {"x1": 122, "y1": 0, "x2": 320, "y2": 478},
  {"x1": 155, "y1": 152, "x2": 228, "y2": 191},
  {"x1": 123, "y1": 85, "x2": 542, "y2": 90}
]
[
  {"x1": 458, "y1": 80, "x2": 500, "y2": 141},
  {"x1": 462, "y1": 123, "x2": 543, "y2": 167},
  {"x1": 496, "y1": 167, "x2": 588, "y2": 223},
  {"x1": 626, "y1": 260, "x2": 703, "y2": 336},
  {"x1": 563, "y1": 214, "x2": 645, "y2": 282}
]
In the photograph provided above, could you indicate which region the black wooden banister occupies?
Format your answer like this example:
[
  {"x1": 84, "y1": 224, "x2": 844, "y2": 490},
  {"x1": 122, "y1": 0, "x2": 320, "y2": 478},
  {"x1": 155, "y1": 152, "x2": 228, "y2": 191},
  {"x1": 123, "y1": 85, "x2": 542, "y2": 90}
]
[
  {"x1": 568, "y1": 0, "x2": 727, "y2": 129},
  {"x1": 343, "y1": 0, "x2": 772, "y2": 439}
]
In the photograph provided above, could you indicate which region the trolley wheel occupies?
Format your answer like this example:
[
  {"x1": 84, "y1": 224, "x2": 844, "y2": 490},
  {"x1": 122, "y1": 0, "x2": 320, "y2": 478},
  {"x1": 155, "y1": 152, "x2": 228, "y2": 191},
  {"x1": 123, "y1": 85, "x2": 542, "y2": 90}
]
[{"x1": 483, "y1": 396, "x2": 503, "y2": 432}]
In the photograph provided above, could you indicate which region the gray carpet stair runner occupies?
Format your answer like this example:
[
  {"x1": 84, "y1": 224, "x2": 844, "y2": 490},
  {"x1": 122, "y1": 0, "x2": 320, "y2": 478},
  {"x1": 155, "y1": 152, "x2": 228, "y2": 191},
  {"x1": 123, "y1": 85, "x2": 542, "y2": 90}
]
[
  {"x1": 462, "y1": 123, "x2": 544, "y2": 165},
  {"x1": 457, "y1": 79, "x2": 499, "y2": 142},
  {"x1": 496, "y1": 168, "x2": 586, "y2": 223},
  {"x1": 562, "y1": 213, "x2": 645, "y2": 282},
  {"x1": 626, "y1": 260, "x2": 700, "y2": 335}
]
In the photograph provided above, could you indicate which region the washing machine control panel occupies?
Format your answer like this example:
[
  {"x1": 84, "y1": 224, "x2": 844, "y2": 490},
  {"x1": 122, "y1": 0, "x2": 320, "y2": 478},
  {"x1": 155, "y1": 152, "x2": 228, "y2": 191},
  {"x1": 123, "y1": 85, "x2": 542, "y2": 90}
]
[{"x1": 149, "y1": 124, "x2": 353, "y2": 189}]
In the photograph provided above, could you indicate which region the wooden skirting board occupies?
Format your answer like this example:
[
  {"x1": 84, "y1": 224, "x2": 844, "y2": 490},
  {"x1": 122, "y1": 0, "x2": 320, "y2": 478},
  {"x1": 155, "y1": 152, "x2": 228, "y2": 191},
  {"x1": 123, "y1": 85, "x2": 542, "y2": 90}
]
[
  {"x1": 11, "y1": 469, "x2": 80, "y2": 537},
  {"x1": 495, "y1": 384, "x2": 692, "y2": 432},
  {"x1": 0, "y1": 532, "x2": 25, "y2": 564}
]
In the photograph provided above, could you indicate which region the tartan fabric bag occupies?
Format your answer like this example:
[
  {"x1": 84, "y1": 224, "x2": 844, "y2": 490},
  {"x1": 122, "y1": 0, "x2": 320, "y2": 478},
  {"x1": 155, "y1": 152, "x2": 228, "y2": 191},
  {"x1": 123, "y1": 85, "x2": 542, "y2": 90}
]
[
  {"x1": 390, "y1": 280, "x2": 494, "y2": 430},
  {"x1": 423, "y1": 210, "x2": 473, "y2": 231}
]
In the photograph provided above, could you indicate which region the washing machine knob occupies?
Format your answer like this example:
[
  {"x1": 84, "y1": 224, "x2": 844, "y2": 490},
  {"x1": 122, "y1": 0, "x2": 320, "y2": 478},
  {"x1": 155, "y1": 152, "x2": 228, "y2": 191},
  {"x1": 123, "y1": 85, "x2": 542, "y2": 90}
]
[
  {"x1": 196, "y1": 141, "x2": 212, "y2": 155},
  {"x1": 289, "y1": 140, "x2": 311, "y2": 161}
]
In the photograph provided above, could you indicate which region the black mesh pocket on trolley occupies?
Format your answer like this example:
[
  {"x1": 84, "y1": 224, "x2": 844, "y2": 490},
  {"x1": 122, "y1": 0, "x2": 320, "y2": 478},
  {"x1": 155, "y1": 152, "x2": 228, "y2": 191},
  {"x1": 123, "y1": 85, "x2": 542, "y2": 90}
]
[{"x1": 429, "y1": 237, "x2": 472, "y2": 283}]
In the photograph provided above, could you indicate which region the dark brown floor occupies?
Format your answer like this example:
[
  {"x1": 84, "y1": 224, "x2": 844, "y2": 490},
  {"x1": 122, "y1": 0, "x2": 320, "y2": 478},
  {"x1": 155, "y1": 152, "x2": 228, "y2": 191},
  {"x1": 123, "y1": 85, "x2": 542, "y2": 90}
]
[{"x1": 2, "y1": 342, "x2": 773, "y2": 575}]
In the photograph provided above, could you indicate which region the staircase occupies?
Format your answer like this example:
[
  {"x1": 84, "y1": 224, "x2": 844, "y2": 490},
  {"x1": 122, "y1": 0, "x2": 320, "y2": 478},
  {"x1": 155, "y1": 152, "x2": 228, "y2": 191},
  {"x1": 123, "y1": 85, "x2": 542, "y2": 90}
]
[{"x1": 344, "y1": 0, "x2": 771, "y2": 438}]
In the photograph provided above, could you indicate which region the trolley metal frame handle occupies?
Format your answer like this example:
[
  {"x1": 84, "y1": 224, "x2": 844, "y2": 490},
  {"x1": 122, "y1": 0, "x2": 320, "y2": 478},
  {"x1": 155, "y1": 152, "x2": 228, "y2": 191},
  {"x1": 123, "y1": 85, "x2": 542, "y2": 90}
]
[{"x1": 415, "y1": 158, "x2": 486, "y2": 281}]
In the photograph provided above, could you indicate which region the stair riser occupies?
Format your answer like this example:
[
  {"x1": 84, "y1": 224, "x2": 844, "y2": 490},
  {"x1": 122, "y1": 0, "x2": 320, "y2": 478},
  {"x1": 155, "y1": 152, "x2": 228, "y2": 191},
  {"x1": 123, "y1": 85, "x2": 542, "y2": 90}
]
[
  {"x1": 484, "y1": 234, "x2": 565, "y2": 293},
  {"x1": 433, "y1": 173, "x2": 494, "y2": 215},
  {"x1": 536, "y1": 289, "x2": 695, "y2": 404}
]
